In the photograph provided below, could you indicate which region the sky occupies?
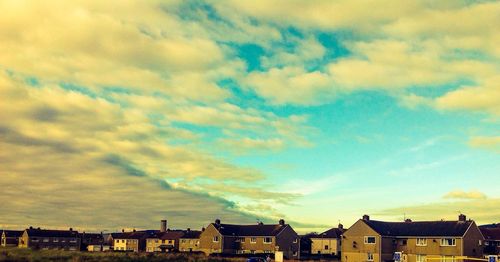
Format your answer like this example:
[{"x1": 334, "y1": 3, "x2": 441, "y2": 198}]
[{"x1": 0, "y1": 0, "x2": 499, "y2": 234}]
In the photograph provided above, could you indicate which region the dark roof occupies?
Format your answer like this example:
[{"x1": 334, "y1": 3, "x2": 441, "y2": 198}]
[
  {"x1": 312, "y1": 228, "x2": 344, "y2": 239},
  {"x1": 159, "y1": 230, "x2": 185, "y2": 240},
  {"x1": 480, "y1": 227, "x2": 500, "y2": 240},
  {"x1": 181, "y1": 230, "x2": 201, "y2": 239},
  {"x1": 480, "y1": 223, "x2": 500, "y2": 229},
  {"x1": 113, "y1": 231, "x2": 153, "y2": 240},
  {"x1": 26, "y1": 228, "x2": 79, "y2": 238},
  {"x1": 363, "y1": 220, "x2": 473, "y2": 237},
  {"x1": 2, "y1": 230, "x2": 23, "y2": 237},
  {"x1": 213, "y1": 223, "x2": 288, "y2": 237}
]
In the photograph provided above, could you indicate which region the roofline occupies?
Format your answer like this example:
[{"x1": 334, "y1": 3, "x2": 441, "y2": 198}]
[{"x1": 276, "y1": 224, "x2": 297, "y2": 238}]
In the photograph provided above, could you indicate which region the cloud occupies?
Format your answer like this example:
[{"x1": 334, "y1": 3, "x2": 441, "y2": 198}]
[
  {"x1": 376, "y1": 197, "x2": 500, "y2": 224},
  {"x1": 443, "y1": 190, "x2": 487, "y2": 200},
  {"x1": 435, "y1": 76, "x2": 500, "y2": 116},
  {"x1": 468, "y1": 136, "x2": 500, "y2": 153}
]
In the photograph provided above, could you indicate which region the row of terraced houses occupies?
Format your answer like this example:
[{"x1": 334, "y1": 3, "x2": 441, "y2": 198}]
[{"x1": 2, "y1": 214, "x2": 500, "y2": 261}]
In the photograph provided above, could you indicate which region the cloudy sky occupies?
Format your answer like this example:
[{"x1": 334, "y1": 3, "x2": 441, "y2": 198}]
[{"x1": 0, "y1": 0, "x2": 499, "y2": 233}]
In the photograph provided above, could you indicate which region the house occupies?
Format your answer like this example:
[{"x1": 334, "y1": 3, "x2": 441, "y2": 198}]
[
  {"x1": 310, "y1": 223, "x2": 345, "y2": 256},
  {"x1": 113, "y1": 230, "x2": 153, "y2": 252},
  {"x1": 79, "y1": 232, "x2": 104, "y2": 251},
  {"x1": 299, "y1": 233, "x2": 315, "y2": 256},
  {"x1": 179, "y1": 229, "x2": 201, "y2": 252},
  {"x1": 146, "y1": 230, "x2": 185, "y2": 252},
  {"x1": 199, "y1": 219, "x2": 300, "y2": 259},
  {"x1": 479, "y1": 224, "x2": 500, "y2": 255},
  {"x1": 341, "y1": 214, "x2": 484, "y2": 262},
  {"x1": 1, "y1": 230, "x2": 23, "y2": 247},
  {"x1": 18, "y1": 227, "x2": 81, "y2": 250}
]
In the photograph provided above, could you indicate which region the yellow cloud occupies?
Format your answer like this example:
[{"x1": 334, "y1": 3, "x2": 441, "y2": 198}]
[
  {"x1": 443, "y1": 190, "x2": 487, "y2": 200},
  {"x1": 468, "y1": 136, "x2": 500, "y2": 152}
]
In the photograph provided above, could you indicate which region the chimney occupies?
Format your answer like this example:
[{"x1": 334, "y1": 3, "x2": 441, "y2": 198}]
[
  {"x1": 362, "y1": 215, "x2": 370, "y2": 221},
  {"x1": 405, "y1": 219, "x2": 412, "y2": 223},
  {"x1": 133, "y1": 229, "x2": 136, "y2": 232},
  {"x1": 279, "y1": 219, "x2": 285, "y2": 226},
  {"x1": 338, "y1": 223, "x2": 344, "y2": 230},
  {"x1": 161, "y1": 220, "x2": 167, "y2": 232},
  {"x1": 202, "y1": 227, "x2": 205, "y2": 232},
  {"x1": 187, "y1": 228, "x2": 191, "y2": 232},
  {"x1": 215, "y1": 219, "x2": 221, "y2": 226},
  {"x1": 69, "y1": 228, "x2": 73, "y2": 232},
  {"x1": 258, "y1": 221, "x2": 264, "y2": 225},
  {"x1": 459, "y1": 214, "x2": 466, "y2": 222},
  {"x1": 122, "y1": 229, "x2": 125, "y2": 233},
  {"x1": 29, "y1": 226, "x2": 33, "y2": 230}
]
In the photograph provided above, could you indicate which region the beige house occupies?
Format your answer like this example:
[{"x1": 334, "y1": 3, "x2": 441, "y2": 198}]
[
  {"x1": 146, "y1": 230, "x2": 184, "y2": 252},
  {"x1": 311, "y1": 224, "x2": 345, "y2": 255},
  {"x1": 342, "y1": 214, "x2": 484, "y2": 262},
  {"x1": 113, "y1": 231, "x2": 151, "y2": 252},
  {"x1": 199, "y1": 219, "x2": 300, "y2": 259},
  {"x1": 179, "y1": 230, "x2": 201, "y2": 252}
]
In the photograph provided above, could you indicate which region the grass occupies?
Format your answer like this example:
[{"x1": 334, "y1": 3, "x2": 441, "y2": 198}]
[{"x1": 0, "y1": 247, "x2": 245, "y2": 262}]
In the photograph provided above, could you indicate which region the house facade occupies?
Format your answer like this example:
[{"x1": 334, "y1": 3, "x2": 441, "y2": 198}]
[
  {"x1": 179, "y1": 230, "x2": 201, "y2": 252},
  {"x1": 480, "y1": 224, "x2": 500, "y2": 255},
  {"x1": 342, "y1": 214, "x2": 484, "y2": 262},
  {"x1": 146, "y1": 230, "x2": 185, "y2": 252},
  {"x1": 1, "y1": 230, "x2": 23, "y2": 247},
  {"x1": 199, "y1": 219, "x2": 300, "y2": 259},
  {"x1": 113, "y1": 231, "x2": 152, "y2": 252},
  {"x1": 310, "y1": 224, "x2": 344, "y2": 255},
  {"x1": 18, "y1": 227, "x2": 81, "y2": 250}
]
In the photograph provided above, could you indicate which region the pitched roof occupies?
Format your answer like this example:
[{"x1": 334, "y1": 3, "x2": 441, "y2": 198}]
[
  {"x1": 158, "y1": 230, "x2": 185, "y2": 240},
  {"x1": 1, "y1": 230, "x2": 24, "y2": 237},
  {"x1": 363, "y1": 220, "x2": 472, "y2": 237},
  {"x1": 113, "y1": 231, "x2": 153, "y2": 240},
  {"x1": 480, "y1": 227, "x2": 500, "y2": 240},
  {"x1": 26, "y1": 228, "x2": 79, "y2": 238},
  {"x1": 213, "y1": 223, "x2": 288, "y2": 237},
  {"x1": 312, "y1": 228, "x2": 344, "y2": 239},
  {"x1": 181, "y1": 230, "x2": 201, "y2": 239}
]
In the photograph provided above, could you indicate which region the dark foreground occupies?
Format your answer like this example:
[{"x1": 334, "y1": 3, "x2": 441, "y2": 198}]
[{"x1": 0, "y1": 248, "x2": 245, "y2": 262}]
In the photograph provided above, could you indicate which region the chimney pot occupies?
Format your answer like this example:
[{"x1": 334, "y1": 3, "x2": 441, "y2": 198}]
[
  {"x1": 122, "y1": 229, "x2": 125, "y2": 233},
  {"x1": 459, "y1": 214, "x2": 466, "y2": 222},
  {"x1": 279, "y1": 219, "x2": 285, "y2": 226},
  {"x1": 362, "y1": 215, "x2": 370, "y2": 221},
  {"x1": 338, "y1": 223, "x2": 344, "y2": 230},
  {"x1": 405, "y1": 219, "x2": 412, "y2": 223},
  {"x1": 215, "y1": 219, "x2": 221, "y2": 225}
]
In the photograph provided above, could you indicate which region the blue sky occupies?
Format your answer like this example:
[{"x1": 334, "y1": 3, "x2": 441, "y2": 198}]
[{"x1": 0, "y1": 0, "x2": 499, "y2": 232}]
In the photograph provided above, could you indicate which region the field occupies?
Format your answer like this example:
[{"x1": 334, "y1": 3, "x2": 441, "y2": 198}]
[{"x1": 0, "y1": 248, "x2": 245, "y2": 262}]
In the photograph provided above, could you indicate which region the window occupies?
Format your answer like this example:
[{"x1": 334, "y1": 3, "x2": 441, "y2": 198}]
[
  {"x1": 43, "y1": 238, "x2": 49, "y2": 242},
  {"x1": 250, "y1": 237, "x2": 257, "y2": 243},
  {"x1": 416, "y1": 255, "x2": 426, "y2": 262},
  {"x1": 293, "y1": 251, "x2": 298, "y2": 256},
  {"x1": 400, "y1": 239, "x2": 407, "y2": 246},
  {"x1": 213, "y1": 236, "x2": 219, "y2": 242},
  {"x1": 264, "y1": 250, "x2": 272, "y2": 253},
  {"x1": 324, "y1": 245, "x2": 329, "y2": 250},
  {"x1": 478, "y1": 240, "x2": 482, "y2": 246},
  {"x1": 440, "y1": 238, "x2": 456, "y2": 246},
  {"x1": 263, "y1": 237, "x2": 272, "y2": 244},
  {"x1": 293, "y1": 238, "x2": 298, "y2": 243},
  {"x1": 416, "y1": 238, "x2": 427, "y2": 246},
  {"x1": 53, "y1": 238, "x2": 59, "y2": 243},
  {"x1": 364, "y1": 236, "x2": 376, "y2": 244},
  {"x1": 367, "y1": 252, "x2": 374, "y2": 261},
  {"x1": 69, "y1": 239, "x2": 77, "y2": 243}
]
